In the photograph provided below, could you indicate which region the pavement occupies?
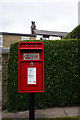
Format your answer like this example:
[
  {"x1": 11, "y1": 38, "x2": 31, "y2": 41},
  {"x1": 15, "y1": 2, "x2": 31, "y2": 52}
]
[
  {"x1": 0, "y1": 71, "x2": 80, "y2": 119},
  {"x1": 2, "y1": 106, "x2": 80, "y2": 119}
]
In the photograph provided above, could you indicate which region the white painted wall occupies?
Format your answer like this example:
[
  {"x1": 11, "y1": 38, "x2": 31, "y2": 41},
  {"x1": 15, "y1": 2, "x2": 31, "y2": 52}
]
[
  {"x1": 49, "y1": 36, "x2": 61, "y2": 40},
  {"x1": 36, "y1": 35, "x2": 61, "y2": 40},
  {"x1": 36, "y1": 35, "x2": 43, "y2": 40}
]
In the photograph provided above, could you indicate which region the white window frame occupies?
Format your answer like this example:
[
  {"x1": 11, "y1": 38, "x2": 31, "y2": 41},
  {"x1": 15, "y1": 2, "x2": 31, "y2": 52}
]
[
  {"x1": 0, "y1": 35, "x2": 3, "y2": 47},
  {"x1": 21, "y1": 36, "x2": 30, "y2": 41}
]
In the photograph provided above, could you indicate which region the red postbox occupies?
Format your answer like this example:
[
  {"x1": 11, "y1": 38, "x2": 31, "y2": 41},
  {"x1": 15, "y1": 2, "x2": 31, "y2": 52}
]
[{"x1": 18, "y1": 42, "x2": 44, "y2": 93}]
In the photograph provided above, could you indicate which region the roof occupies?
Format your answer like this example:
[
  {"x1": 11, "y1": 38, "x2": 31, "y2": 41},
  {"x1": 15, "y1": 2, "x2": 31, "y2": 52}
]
[
  {"x1": 34, "y1": 29, "x2": 68, "y2": 37},
  {"x1": 0, "y1": 32, "x2": 36, "y2": 37}
]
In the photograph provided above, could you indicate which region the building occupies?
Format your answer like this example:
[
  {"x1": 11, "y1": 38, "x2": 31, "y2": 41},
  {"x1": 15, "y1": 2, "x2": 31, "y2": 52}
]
[
  {"x1": 0, "y1": 32, "x2": 36, "y2": 109},
  {"x1": 0, "y1": 32, "x2": 36, "y2": 70},
  {"x1": 34, "y1": 29, "x2": 68, "y2": 40},
  {"x1": 31, "y1": 21, "x2": 68, "y2": 40},
  {"x1": 0, "y1": 32, "x2": 36, "y2": 71},
  {"x1": 0, "y1": 32, "x2": 36, "y2": 48}
]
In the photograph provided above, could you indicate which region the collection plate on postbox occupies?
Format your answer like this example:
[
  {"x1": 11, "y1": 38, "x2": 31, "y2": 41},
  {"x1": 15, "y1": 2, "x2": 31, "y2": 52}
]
[
  {"x1": 18, "y1": 42, "x2": 44, "y2": 93},
  {"x1": 23, "y1": 53, "x2": 39, "y2": 60}
]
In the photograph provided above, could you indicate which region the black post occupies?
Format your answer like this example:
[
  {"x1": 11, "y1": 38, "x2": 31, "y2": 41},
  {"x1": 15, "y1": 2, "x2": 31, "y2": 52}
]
[{"x1": 29, "y1": 93, "x2": 35, "y2": 120}]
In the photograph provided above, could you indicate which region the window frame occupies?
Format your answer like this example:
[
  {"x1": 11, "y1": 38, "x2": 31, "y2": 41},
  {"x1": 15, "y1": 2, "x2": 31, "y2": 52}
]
[{"x1": 21, "y1": 36, "x2": 30, "y2": 41}]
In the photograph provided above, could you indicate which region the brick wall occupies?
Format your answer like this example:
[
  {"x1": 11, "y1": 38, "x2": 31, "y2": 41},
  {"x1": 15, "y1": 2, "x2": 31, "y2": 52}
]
[
  {"x1": 30, "y1": 37, "x2": 36, "y2": 40},
  {"x1": 3, "y1": 35, "x2": 36, "y2": 47},
  {"x1": 3, "y1": 35, "x2": 21, "y2": 47},
  {"x1": 2, "y1": 48, "x2": 9, "y2": 109}
]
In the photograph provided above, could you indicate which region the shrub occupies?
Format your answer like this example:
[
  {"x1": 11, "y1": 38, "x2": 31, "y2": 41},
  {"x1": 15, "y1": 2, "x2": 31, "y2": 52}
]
[
  {"x1": 63, "y1": 25, "x2": 80, "y2": 39},
  {"x1": 7, "y1": 39, "x2": 80, "y2": 112}
]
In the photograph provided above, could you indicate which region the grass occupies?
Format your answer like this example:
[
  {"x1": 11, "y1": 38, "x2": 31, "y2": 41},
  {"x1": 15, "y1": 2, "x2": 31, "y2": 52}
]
[{"x1": 1, "y1": 117, "x2": 80, "y2": 120}]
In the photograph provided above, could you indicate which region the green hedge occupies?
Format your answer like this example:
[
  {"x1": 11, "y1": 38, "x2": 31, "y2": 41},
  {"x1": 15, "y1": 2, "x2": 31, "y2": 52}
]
[
  {"x1": 63, "y1": 25, "x2": 80, "y2": 39},
  {"x1": 7, "y1": 39, "x2": 80, "y2": 112}
]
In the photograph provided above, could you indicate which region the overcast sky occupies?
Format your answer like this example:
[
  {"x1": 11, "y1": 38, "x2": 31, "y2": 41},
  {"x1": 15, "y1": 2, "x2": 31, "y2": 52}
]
[{"x1": 0, "y1": 0, "x2": 79, "y2": 34}]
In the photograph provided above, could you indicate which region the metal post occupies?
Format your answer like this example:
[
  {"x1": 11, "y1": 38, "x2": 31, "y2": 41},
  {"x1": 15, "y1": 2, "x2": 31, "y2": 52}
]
[{"x1": 29, "y1": 93, "x2": 35, "y2": 120}]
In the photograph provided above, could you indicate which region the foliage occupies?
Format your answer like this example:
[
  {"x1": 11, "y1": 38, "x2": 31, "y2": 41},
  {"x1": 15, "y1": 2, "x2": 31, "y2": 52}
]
[
  {"x1": 7, "y1": 39, "x2": 80, "y2": 112},
  {"x1": 63, "y1": 25, "x2": 80, "y2": 39}
]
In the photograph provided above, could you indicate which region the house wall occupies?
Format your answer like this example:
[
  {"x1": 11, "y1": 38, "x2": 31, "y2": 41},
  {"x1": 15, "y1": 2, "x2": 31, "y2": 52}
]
[
  {"x1": 2, "y1": 52, "x2": 8, "y2": 109},
  {"x1": 29, "y1": 37, "x2": 36, "y2": 40},
  {"x1": 3, "y1": 35, "x2": 21, "y2": 47},
  {"x1": 1, "y1": 34, "x2": 36, "y2": 109},
  {"x1": 3, "y1": 35, "x2": 36, "y2": 47}
]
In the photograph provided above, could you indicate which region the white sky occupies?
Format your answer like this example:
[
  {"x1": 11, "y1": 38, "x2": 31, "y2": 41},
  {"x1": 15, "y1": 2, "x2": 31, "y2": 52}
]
[{"x1": 0, "y1": 0, "x2": 79, "y2": 34}]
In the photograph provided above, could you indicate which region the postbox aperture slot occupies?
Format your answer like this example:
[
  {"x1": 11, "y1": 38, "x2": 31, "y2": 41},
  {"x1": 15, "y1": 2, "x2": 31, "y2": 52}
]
[
  {"x1": 20, "y1": 49, "x2": 42, "y2": 52},
  {"x1": 20, "y1": 43, "x2": 42, "y2": 48}
]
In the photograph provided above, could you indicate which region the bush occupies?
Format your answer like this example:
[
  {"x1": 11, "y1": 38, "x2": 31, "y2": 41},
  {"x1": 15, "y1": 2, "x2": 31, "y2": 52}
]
[
  {"x1": 7, "y1": 39, "x2": 80, "y2": 112},
  {"x1": 63, "y1": 25, "x2": 80, "y2": 39}
]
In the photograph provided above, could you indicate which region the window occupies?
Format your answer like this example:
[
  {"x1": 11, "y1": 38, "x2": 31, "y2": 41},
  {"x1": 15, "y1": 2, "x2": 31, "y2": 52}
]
[
  {"x1": 0, "y1": 35, "x2": 3, "y2": 47},
  {"x1": 21, "y1": 36, "x2": 30, "y2": 40}
]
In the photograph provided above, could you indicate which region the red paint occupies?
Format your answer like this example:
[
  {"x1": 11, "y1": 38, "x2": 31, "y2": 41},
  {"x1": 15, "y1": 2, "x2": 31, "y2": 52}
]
[{"x1": 18, "y1": 42, "x2": 44, "y2": 93}]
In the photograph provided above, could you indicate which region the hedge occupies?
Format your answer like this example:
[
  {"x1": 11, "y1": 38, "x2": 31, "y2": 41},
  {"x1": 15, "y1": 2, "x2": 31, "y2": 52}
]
[
  {"x1": 7, "y1": 39, "x2": 80, "y2": 112},
  {"x1": 63, "y1": 25, "x2": 80, "y2": 39}
]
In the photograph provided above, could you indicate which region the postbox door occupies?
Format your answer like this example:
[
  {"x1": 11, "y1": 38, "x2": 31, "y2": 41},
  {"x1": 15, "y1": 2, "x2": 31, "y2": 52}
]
[{"x1": 20, "y1": 61, "x2": 43, "y2": 92}]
